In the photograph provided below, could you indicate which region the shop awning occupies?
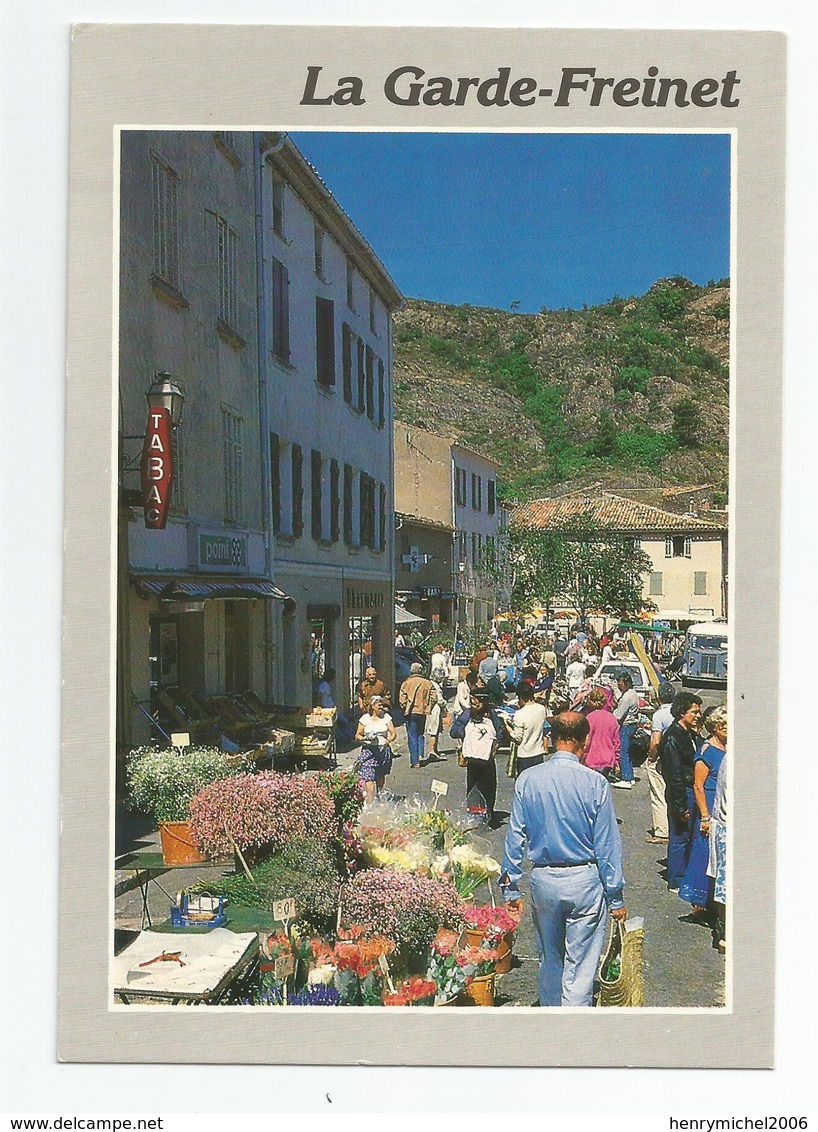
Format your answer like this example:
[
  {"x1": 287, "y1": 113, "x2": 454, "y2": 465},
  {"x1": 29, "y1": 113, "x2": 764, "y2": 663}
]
[
  {"x1": 395, "y1": 604, "x2": 427, "y2": 625},
  {"x1": 132, "y1": 576, "x2": 293, "y2": 603}
]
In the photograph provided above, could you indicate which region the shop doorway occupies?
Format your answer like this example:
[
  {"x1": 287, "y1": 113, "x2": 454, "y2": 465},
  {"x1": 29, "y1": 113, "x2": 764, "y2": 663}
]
[
  {"x1": 224, "y1": 600, "x2": 250, "y2": 693},
  {"x1": 348, "y1": 615, "x2": 376, "y2": 709}
]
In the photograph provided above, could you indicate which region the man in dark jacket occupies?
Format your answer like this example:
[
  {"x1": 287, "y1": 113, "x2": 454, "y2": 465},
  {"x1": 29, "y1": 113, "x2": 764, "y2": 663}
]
[{"x1": 659, "y1": 691, "x2": 703, "y2": 892}]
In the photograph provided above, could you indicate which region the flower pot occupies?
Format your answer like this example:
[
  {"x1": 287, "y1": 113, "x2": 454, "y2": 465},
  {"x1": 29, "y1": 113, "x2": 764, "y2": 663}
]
[
  {"x1": 462, "y1": 927, "x2": 484, "y2": 948},
  {"x1": 434, "y1": 995, "x2": 461, "y2": 1007},
  {"x1": 459, "y1": 973, "x2": 495, "y2": 1007},
  {"x1": 495, "y1": 934, "x2": 513, "y2": 975},
  {"x1": 159, "y1": 821, "x2": 207, "y2": 867}
]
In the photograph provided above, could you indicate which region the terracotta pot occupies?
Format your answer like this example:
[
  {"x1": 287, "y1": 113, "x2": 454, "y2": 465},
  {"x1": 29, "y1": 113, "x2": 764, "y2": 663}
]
[
  {"x1": 459, "y1": 973, "x2": 495, "y2": 1007},
  {"x1": 159, "y1": 821, "x2": 207, "y2": 867},
  {"x1": 495, "y1": 934, "x2": 513, "y2": 975},
  {"x1": 462, "y1": 927, "x2": 484, "y2": 949}
]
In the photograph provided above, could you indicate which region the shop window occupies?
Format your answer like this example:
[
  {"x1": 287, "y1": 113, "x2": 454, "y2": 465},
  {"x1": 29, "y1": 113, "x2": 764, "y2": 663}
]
[
  {"x1": 271, "y1": 257, "x2": 290, "y2": 362},
  {"x1": 316, "y1": 297, "x2": 336, "y2": 388},
  {"x1": 348, "y1": 615, "x2": 374, "y2": 708}
]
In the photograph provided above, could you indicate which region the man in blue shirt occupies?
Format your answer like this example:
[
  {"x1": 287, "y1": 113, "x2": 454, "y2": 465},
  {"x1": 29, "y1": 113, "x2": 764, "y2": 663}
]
[{"x1": 500, "y1": 711, "x2": 627, "y2": 1007}]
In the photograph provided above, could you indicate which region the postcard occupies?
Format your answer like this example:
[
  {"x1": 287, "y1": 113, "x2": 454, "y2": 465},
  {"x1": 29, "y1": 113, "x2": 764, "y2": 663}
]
[{"x1": 60, "y1": 24, "x2": 785, "y2": 1065}]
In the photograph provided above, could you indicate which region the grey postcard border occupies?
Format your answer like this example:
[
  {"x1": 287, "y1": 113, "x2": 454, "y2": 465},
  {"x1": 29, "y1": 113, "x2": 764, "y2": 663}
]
[{"x1": 60, "y1": 23, "x2": 784, "y2": 1066}]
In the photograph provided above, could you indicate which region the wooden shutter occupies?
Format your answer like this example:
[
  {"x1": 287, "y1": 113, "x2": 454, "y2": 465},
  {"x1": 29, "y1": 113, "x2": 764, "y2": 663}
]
[
  {"x1": 272, "y1": 258, "x2": 290, "y2": 360},
  {"x1": 291, "y1": 444, "x2": 303, "y2": 537},
  {"x1": 343, "y1": 464, "x2": 354, "y2": 544},
  {"x1": 269, "y1": 432, "x2": 281, "y2": 535},
  {"x1": 311, "y1": 449, "x2": 323, "y2": 540},
  {"x1": 315, "y1": 297, "x2": 336, "y2": 387},
  {"x1": 379, "y1": 482, "x2": 387, "y2": 550},
  {"x1": 357, "y1": 338, "x2": 365, "y2": 411},
  {"x1": 365, "y1": 345, "x2": 375, "y2": 419},
  {"x1": 342, "y1": 323, "x2": 353, "y2": 403},
  {"x1": 330, "y1": 459, "x2": 340, "y2": 542},
  {"x1": 377, "y1": 358, "x2": 385, "y2": 427}
]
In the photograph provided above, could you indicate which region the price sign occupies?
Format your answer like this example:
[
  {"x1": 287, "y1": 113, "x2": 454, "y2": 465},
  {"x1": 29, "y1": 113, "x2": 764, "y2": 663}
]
[
  {"x1": 378, "y1": 952, "x2": 396, "y2": 993},
  {"x1": 430, "y1": 779, "x2": 449, "y2": 796},
  {"x1": 274, "y1": 953, "x2": 295, "y2": 981},
  {"x1": 171, "y1": 732, "x2": 190, "y2": 748},
  {"x1": 273, "y1": 897, "x2": 298, "y2": 923}
]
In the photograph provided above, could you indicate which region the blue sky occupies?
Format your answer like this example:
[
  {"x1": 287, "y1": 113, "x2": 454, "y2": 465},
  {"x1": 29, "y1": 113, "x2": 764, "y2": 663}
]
[{"x1": 290, "y1": 132, "x2": 730, "y2": 313}]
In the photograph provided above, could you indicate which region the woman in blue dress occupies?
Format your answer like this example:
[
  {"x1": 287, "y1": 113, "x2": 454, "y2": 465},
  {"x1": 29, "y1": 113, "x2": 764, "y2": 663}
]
[{"x1": 679, "y1": 704, "x2": 727, "y2": 919}]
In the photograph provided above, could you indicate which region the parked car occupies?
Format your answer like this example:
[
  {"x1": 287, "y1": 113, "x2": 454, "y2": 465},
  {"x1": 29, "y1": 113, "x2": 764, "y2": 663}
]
[{"x1": 593, "y1": 659, "x2": 656, "y2": 709}]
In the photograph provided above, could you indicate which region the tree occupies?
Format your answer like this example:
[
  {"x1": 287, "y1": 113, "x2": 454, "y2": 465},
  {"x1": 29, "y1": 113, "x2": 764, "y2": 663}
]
[
  {"x1": 591, "y1": 410, "x2": 617, "y2": 458},
  {"x1": 509, "y1": 514, "x2": 656, "y2": 623},
  {"x1": 672, "y1": 397, "x2": 701, "y2": 449}
]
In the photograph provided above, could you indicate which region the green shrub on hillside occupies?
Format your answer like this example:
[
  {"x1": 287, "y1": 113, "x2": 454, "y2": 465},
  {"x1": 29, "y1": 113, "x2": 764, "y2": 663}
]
[{"x1": 614, "y1": 427, "x2": 677, "y2": 467}]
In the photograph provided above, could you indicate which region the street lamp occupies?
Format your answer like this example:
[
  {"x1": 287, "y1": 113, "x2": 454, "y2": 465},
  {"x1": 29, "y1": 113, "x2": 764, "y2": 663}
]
[{"x1": 146, "y1": 372, "x2": 185, "y2": 429}]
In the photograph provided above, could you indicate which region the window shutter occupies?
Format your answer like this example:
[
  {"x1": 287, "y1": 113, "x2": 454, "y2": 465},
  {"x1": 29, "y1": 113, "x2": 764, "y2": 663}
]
[
  {"x1": 357, "y1": 338, "x2": 365, "y2": 411},
  {"x1": 365, "y1": 346, "x2": 375, "y2": 420},
  {"x1": 343, "y1": 464, "x2": 353, "y2": 544},
  {"x1": 488, "y1": 480, "x2": 496, "y2": 516},
  {"x1": 379, "y1": 482, "x2": 387, "y2": 550},
  {"x1": 315, "y1": 297, "x2": 336, "y2": 387},
  {"x1": 377, "y1": 358, "x2": 385, "y2": 427},
  {"x1": 272, "y1": 258, "x2": 290, "y2": 361},
  {"x1": 311, "y1": 450, "x2": 323, "y2": 540},
  {"x1": 270, "y1": 432, "x2": 281, "y2": 535},
  {"x1": 342, "y1": 324, "x2": 353, "y2": 403},
  {"x1": 330, "y1": 459, "x2": 340, "y2": 543},
  {"x1": 291, "y1": 444, "x2": 303, "y2": 537},
  {"x1": 665, "y1": 536, "x2": 672, "y2": 558}
]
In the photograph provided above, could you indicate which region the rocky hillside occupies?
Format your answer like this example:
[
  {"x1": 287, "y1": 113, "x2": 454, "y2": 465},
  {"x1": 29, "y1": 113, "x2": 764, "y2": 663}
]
[{"x1": 393, "y1": 277, "x2": 729, "y2": 503}]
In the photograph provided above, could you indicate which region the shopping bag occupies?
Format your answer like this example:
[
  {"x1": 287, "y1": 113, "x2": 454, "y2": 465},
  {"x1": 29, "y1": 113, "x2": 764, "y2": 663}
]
[{"x1": 596, "y1": 916, "x2": 645, "y2": 1007}]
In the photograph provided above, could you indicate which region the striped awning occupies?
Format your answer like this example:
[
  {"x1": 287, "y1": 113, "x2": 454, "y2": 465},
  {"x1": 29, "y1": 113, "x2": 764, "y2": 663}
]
[{"x1": 132, "y1": 576, "x2": 292, "y2": 602}]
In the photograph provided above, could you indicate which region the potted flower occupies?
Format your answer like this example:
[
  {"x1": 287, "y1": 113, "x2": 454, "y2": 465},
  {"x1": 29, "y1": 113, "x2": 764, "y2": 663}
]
[
  {"x1": 456, "y1": 945, "x2": 499, "y2": 1007},
  {"x1": 463, "y1": 904, "x2": 522, "y2": 974},
  {"x1": 447, "y1": 843, "x2": 502, "y2": 902},
  {"x1": 126, "y1": 745, "x2": 248, "y2": 866},
  {"x1": 383, "y1": 976, "x2": 437, "y2": 1007},
  {"x1": 427, "y1": 928, "x2": 469, "y2": 1005}
]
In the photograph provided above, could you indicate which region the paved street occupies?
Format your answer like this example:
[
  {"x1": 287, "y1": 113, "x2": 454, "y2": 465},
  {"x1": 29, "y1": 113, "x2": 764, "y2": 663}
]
[{"x1": 335, "y1": 700, "x2": 726, "y2": 1010}]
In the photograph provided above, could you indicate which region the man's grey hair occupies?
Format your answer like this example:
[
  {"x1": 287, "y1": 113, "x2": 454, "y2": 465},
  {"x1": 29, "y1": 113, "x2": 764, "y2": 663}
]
[{"x1": 410, "y1": 662, "x2": 423, "y2": 674}]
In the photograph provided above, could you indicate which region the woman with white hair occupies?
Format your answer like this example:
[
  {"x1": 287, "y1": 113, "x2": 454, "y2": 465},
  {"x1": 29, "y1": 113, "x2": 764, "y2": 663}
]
[
  {"x1": 355, "y1": 695, "x2": 397, "y2": 802},
  {"x1": 679, "y1": 704, "x2": 727, "y2": 923}
]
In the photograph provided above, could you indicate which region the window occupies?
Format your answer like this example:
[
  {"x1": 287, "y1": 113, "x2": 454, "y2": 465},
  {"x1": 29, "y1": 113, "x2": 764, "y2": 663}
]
[
  {"x1": 343, "y1": 464, "x2": 354, "y2": 545},
  {"x1": 455, "y1": 466, "x2": 467, "y2": 507},
  {"x1": 694, "y1": 571, "x2": 708, "y2": 595},
  {"x1": 356, "y1": 337, "x2": 366, "y2": 412},
  {"x1": 666, "y1": 535, "x2": 692, "y2": 558},
  {"x1": 216, "y1": 215, "x2": 239, "y2": 331},
  {"x1": 330, "y1": 460, "x2": 340, "y2": 543},
  {"x1": 272, "y1": 173, "x2": 285, "y2": 237},
  {"x1": 471, "y1": 532, "x2": 481, "y2": 569},
  {"x1": 291, "y1": 444, "x2": 303, "y2": 536},
  {"x1": 365, "y1": 345, "x2": 375, "y2": 420},
  {"x1": 314, "y1": 222, "x2": 325, "y2": 277},
  {"x1": 221, "y1": 409, "x2": 243, "y2": 523},
  {"x1": 458, "y1": 531, "x2": 467, "y2": 564},
  {"x1": 359, "y1": 473, "x2": 376, "y2": 548},
  {"x1": 311, "y1": 449, "x2": 323, "y2": 540},
  {"x1": 471, "y1": 473, "x2": 482, "y2": 511},
  {"x1": 487, "y1": 479, "x2": 496, "y2": 516},
  {"x1": 342, "y1": 323, "x2": 353, "y2": 403},
  {"x1": 377, "y1": 358, "x2": 385, "y2": 427},
  {"x1": 214, "y1": 132, "x2": 242, "y2": 166},
  {"x1": 378, "y1": 482, "x2": 387, "y2": 550},
  {"x1": 346, "y1": 260, "x2": 355, "y2": 309},
  {"x1": 271, "y1": 257, "x2": 290, "y2": 361},
  {"x1": 151, "y1": 153, "x2": 180, "y2": 290},
  {"x1": 315, "y1": 297, "x2": 336, "y2": 388},
  {"x1": 269, "y1": 432, "x2": 281, "y2": 535},
  {"x1": 649, "y1": 571, "x2": 664, "y2": 596},
  {"x1": 369, "y1": 288, "x2": 377, "y2": 333}
]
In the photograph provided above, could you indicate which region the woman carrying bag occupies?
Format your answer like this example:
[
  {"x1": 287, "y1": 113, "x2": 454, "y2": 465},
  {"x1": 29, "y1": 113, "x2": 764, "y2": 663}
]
[
  {"x1": 355, "y1": 695, "x2": 397, "y2": 802},
  {"x1": 450, "y1": 690, "x2": 504, "y2": 824}
]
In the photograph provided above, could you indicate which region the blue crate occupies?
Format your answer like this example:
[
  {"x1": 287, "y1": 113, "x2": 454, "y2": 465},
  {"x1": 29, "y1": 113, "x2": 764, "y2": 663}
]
[{"x1": 169, "y1": 892, "x2": 227, "y2": 930}]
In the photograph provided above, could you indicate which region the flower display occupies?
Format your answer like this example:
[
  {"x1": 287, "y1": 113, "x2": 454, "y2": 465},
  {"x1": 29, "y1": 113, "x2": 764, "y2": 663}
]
[
  {"x1": 307, "y1": 964, "x2": 337, "y2": 987},
  {"x1": 341, "y1": 868, "x2": 465, "y2": 957},
  {"x1": 288, "y1": 985, "x2": 341, "y2": 1007},
  {"x1": 362, "y1": 839, "x2": 434, "y2": 874},
  {"x1": 448, "y1": 844, "x2": 502, "y2": 901},
  {"x1": 383, "y1": 976, "x2": 437, "y2": 1006},
  {"x1": 463, "y1": 903, "x2": 522, "y2": 945},
  {"x1": 455, "y1": 946, "x2": 499, "y2": 980},
  {"x1": 126, "y1": 745, "x2": 249, "y2": 824},
  {"x1": 189, "y1": 771, "x2": 337, "y2": 857}
]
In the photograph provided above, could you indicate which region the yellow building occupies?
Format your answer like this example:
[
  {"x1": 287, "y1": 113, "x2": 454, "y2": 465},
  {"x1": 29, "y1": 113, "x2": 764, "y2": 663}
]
[{"x1": 513, "y1": 490, "x2": 727, "y2": 620}]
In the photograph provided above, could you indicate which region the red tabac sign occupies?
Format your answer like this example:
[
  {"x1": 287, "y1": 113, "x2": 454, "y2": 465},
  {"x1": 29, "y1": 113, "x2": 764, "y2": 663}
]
[{"x1": 141, "y1": 407, "x2": 174, "y2": 529}]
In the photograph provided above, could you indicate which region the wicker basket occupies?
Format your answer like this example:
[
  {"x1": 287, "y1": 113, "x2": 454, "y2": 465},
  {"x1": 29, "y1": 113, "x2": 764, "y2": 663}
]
[{"x1": 597, "y1": 920, "x2": 645, "y2": 1007}]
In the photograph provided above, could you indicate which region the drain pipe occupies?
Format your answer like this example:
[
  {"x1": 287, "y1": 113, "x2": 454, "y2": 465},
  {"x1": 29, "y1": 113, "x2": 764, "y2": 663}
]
[{"x1": 254, "y1": 132, "x2": 288, "y2": 699}]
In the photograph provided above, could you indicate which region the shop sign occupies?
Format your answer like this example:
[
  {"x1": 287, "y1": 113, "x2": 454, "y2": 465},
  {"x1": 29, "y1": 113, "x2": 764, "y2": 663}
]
[
  {"x1": 420, "y1": 586, "x2": 441, "y2": 597},
  {"x1": 140, "y1": 407, "x2": 174, "y2": 529},
  {"x1": 441, "y1": 591, "x2": 456, "y2": 600},
  {"x1": 345, "y1": 587, "x2": 385, "y2": 612},
  {"x1": 199, "y1": 533, "x2": 247, "y2": 571}
]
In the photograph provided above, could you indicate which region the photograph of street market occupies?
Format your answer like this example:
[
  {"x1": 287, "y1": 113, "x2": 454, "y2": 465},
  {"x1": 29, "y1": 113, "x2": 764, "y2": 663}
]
[{"x1": 114, "y1": 130, "x2": 730, "y2": 1009}]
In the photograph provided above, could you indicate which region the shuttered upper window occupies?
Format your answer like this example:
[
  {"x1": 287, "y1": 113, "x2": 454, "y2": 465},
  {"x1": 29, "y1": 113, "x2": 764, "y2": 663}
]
[
  {"x1": 272, "y1": 257, "x2": 290, "y2": 362},
  {"x1": 216, "y1": 215, "x2": 239, "y2": 331},
  {"x1": 316, "y1": 297, "x2": 336, "y2": 388},
  {"x1": 221, "y1": 409, "x2": 244, "y2": 523},
  {"x1": 342, "y1": 323, "x2": 353, "y2": 403},
  {"x1": 151, "y1": 153, "x2": 181, "y2": 291}
]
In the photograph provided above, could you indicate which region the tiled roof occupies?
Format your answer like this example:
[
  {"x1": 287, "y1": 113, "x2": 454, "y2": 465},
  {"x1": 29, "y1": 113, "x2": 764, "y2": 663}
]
[
  {"x1": 513, "y1": 491, "x2": 727, "y2": 533},
  {"x1": 396, "y1": 511, "x2": 454, "y2": 533}
]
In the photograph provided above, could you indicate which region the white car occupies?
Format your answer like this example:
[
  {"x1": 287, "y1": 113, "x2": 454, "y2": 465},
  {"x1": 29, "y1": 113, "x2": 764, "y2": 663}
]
[{"x1": 593, "y1": 660, "x2": 656, "y2": 707}]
